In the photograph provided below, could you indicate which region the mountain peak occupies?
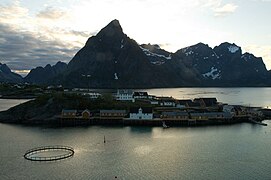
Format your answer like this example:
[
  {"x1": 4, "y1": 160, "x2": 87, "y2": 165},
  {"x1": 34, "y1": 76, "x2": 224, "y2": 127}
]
[
  {"x1": 214, "y1": 42, "x2": 242, "y2": 55},
  {"x1": 96, "y1": 19, "x2": 123, "y2": 38}
]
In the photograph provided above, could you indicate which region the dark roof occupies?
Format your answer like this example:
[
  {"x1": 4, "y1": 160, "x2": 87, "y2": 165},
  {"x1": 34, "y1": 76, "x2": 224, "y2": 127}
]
[
  {"x1": 130, "y1": 107, "x2": 153, "y2": 113},
  {"x1": 117, "y1": 89, "x2": 133, "y2": 94},
  {"x1": 162, "y1": 111, "x2": 189, "y2": 116},
  {"x1": 100, "y1": 110, "x2": 126, "y2": 113},
  {"x1": 188, "y1": 102, "x2": 201, "y2": 107},
  {"x1": 178, "y1": 100, "x2": 193, "y2": 106},
  {"x1": 194, "y1": 98, "x2": 217, "y2": 106},
  {"x1": 133, "y1": 92, "x2": 148, "y2": 96}
]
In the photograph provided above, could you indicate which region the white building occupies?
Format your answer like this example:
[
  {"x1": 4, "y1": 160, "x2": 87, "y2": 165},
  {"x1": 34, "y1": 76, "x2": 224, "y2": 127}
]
[
  {"x1": 115, "y1": 89, "x2": 134, "y2": 102},
  {"x1": 129, "y1": 107, "x2": 153, "y2": 120}
]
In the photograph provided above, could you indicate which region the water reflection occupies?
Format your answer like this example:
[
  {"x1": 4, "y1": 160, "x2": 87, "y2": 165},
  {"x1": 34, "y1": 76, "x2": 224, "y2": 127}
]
[{"x1": 129, "y1": 127, "x2": 153, "y2": 134}]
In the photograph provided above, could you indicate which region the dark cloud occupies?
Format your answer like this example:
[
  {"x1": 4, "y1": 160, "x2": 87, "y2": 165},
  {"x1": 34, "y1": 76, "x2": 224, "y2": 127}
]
[{"x1": 0, "y1": 24, "x2": 84, "y2": 71}]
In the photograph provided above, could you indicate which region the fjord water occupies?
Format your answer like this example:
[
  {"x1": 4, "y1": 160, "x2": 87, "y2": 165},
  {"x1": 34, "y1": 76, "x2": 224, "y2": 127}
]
[{"x1": 1, "y1": 88, "x2": 271, "y2": 179}]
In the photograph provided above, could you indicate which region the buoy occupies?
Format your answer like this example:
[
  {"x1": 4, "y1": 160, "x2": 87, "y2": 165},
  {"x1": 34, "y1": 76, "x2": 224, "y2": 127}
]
[{"x1": 104, "y1": 136, "x2": 106, "y2": 143}]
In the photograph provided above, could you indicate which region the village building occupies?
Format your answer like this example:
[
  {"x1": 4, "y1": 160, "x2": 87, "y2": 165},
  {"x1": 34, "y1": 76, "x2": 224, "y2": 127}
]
[
  {"x1": 161, "y1": 111, "x2": 189, "y2": 120},
  {"x1": 115, "y1": 89, "x2": 134, "y2": 102},
  {"x1": 129, "y1": 107, "x2": 153, "y2": 120},
  {"x1": 190, "y1": 111, "x2": 233, "y2": 120},
  {"x1": 81, "y1": 109, "x2": 92, "y2": 119},
  {"x1": 61, "y1": 110, "x2": 77, "y2": 118},
  {"x1": 88, "y1": 92, "x2": 101, "y2": 99},
  {"x1": 176, "y1": 99, "x2": 192, "y2": 108},
  {"x1": 223, "y1": 105, "x2": 236, "y2": 115},
  {"x1": 157, "y1": 97, "x2": 176, "y2": 107},
  {"x1": 194, "y1": 98, "x2": 218, "y2": 108},
  {"x1": 133, "y1": 92, "x2": 149, "y2": 99},
  {"x1": 100, "y1": 110, "x2": 127, "y2": 119}
]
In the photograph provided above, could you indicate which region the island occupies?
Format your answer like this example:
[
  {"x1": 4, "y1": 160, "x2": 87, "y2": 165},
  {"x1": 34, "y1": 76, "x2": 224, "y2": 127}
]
[{"x1": 0, "y1": 87, "x2": 270, "y2": 127}]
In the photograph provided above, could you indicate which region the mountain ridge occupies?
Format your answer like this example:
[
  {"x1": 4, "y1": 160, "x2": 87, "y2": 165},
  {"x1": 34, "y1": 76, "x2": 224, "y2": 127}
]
[{"x1": 1, "y1": 19, "x2": 270, "y2": 87}]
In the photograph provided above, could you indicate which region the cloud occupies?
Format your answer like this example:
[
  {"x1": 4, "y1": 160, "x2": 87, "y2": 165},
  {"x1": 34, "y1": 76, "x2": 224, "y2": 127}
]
[
  {"x1": 0, "y1": 24, "x2": 80, "y2": 71},
  {"x1": 0, "y1": 2, "x2": 92, "y2": 72},
  {"x1": 37, "y1": 7, "x2": 68, "y2": 19},
  {"x1": 213, "y1": 3, "x2": 238, "y2": 17}
]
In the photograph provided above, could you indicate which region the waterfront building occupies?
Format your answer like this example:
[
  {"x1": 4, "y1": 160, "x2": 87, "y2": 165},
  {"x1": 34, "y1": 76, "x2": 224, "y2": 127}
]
[
  {"x1": 129, "y1": 107, "x2": 153, "y2": 120},
  {"x1": 190, "y1": 112, "x2": 233, "y2": 120},
  {"x1": 100, "y1": 110, "x2": 127, "y2": 119},
  {"x1": 61, "y1": 110, "x2": 77, "y2": 118},
  {"x1": 81, "y1": 109, "x2": 91, "y2": 119},
  {"x1": 161, "y1": 111, "x2": 189, "y2": 120}
]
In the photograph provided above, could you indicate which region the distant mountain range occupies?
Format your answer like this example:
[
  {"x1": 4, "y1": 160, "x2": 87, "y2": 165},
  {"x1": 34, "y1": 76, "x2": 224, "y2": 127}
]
[{"x1": 1, "y1": 19, "x2": 271, "y2": 87}]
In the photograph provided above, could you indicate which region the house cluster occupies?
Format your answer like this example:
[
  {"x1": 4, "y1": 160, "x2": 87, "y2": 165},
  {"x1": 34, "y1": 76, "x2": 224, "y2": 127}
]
[
  {"x1": 61, "y1": 109, "x2": 93, "y2": 119},
  {"x1": 60, "y1": 89, "x2": 258, "y2": 123}
]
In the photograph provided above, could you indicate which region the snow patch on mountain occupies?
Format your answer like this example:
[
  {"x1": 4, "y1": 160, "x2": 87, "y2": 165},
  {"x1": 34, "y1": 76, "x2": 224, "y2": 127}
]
[
  {"x1": 114, "y1": 73, "x2": 118, "y2": 80},
  {"x1": 151, "y1": 61, "x2": 165, "y2": 65},
  {"x1": 213, "y1": 51, "x2": 220, "y2": 58},
  {"x1": 120, "y1": 39, "x2": 124, "y2": 48},
  {"x1": 202, "y1": 67, "x2": 221, "y2": 80},
  {"x1": 228, "y1": 45, "x2": 239, "y2": 53},
  {"x1": 139, "y1": 46, "x2": 171, "y2": 60},
  {"x1": 185, "y1": 50, "x2": 193, "y2": 56}
]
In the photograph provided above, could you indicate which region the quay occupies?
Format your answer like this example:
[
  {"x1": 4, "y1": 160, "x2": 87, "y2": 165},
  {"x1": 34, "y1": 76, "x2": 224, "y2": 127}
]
[
  {"x1": 55, "y1": 96, "x2": 269, "y2": 127},
  {"x1": 57, "y1": 116, "x2": 251, "y2": 127}
]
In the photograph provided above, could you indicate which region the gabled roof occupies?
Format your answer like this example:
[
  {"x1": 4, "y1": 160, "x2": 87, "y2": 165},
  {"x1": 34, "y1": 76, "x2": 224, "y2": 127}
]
[
  {"x1": 194, "y1": 98, "x2": 217, "y2": 106},
  {"x1": 178, "y1": 99, "x2": 193, "y2": 106},
  {"x1": 133, "y1": 92, "x2": 148, "y2": 96},
  {"x1": 117, "y1": 89, "x2": 133, "y2": 94}
]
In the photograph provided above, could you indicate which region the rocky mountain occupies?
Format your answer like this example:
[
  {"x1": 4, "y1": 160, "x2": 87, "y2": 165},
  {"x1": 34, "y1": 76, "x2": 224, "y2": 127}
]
[
  {"x1": 27, "y1": 19, "x2": 271, "y2": 88},
  {"x1": 24, "y1": 61, "x2": 67, "y2": 84},
  {"x1": 175, "y1": 42, "x2": 270, "y2": 86},
  {"x1": 57, "y1": 19, "x2": 200, "y2": 88},
  {"x1": 0, "y1": 63, "x2": 22, "y2": 83}
]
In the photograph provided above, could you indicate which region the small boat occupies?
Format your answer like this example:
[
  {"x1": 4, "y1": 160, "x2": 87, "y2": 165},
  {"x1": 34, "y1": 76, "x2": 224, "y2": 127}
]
[{"x1": 162, "y1": 121, "x2": 170, "y2": 129}]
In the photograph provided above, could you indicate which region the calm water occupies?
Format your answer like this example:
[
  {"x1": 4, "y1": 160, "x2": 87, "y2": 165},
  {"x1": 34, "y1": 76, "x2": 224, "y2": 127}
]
[
  {"x1": 142, "y1": 87, "x2": 271, "y2": 108},
  {"x1": 1, "y1": 88, "x2": 271, "y2": 179}
]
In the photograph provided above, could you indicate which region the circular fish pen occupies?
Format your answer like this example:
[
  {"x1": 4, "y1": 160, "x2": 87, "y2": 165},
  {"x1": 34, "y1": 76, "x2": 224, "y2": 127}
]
[{"x1": 24, "y1": 145, "x2": 74, "y2": 161}]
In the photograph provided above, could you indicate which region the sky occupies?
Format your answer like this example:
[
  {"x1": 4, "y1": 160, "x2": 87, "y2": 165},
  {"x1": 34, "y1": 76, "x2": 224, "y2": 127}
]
[{"x1": 0, "y1": 0, "x2": 271, "y2": 76}]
